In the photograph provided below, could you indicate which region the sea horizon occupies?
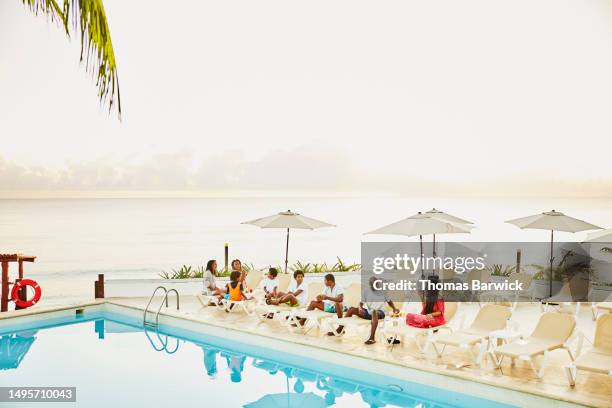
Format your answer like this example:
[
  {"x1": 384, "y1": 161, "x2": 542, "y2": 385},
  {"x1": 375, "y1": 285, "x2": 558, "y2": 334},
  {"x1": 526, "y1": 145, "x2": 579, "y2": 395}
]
[{"x1": 3, "y1": 196, "x2": 611, "y2": 281}]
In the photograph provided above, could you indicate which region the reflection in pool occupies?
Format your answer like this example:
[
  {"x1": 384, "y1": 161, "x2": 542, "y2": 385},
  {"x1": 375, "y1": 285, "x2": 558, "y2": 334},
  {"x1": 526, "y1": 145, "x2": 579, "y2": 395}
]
[{"x1": 0, "y1": 313, "x2": 514, "y2": 407}]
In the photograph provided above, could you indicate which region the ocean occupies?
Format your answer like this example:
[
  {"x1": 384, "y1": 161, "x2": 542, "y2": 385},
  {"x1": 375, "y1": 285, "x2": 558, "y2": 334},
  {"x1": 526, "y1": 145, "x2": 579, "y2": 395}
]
[{"x1": 1, "y1": 196, "x2": 611, "y2": 283}]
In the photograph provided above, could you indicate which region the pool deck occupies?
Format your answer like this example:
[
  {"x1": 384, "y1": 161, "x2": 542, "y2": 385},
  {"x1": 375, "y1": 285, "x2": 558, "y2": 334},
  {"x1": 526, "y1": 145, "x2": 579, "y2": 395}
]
[{"x1": 2, "y1": 297, "x2": 610, "y2": 407}]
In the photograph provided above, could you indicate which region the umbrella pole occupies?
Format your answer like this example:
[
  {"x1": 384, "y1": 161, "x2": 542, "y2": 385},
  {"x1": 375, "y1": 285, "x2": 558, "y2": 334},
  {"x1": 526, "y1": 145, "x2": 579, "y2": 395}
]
[
  {"x1": 420, "y1": 234, "x2": 424, "y2": 278},
  {"x1": 432, "y1": 233, "x2": 437, "y2": 276},
  {"x1": 285, "y1": 228, "x2": 290, "y2": 274},
  {"x1": 549, "y1": 229, "x2": 554, "y2": 298},
  {"x1": 433, "y1": 233, "x2": 436, "y2": 258}
]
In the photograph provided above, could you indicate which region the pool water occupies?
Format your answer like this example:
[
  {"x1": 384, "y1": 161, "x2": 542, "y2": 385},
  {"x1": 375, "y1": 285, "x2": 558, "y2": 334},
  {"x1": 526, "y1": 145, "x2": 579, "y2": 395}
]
[{"x1": 0, "y1": 311, "x2": 515, "y2": 408}]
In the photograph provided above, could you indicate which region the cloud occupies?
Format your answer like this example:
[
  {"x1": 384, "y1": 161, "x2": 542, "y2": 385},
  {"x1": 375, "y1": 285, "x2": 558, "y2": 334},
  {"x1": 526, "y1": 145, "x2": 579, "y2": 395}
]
[{"x1": 0, "y1": 146, "x2": 611, "y2": 198}]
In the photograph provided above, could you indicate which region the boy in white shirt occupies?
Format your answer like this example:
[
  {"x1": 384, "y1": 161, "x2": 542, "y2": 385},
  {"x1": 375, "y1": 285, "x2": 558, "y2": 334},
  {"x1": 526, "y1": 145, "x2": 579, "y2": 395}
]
[
  {"x1": 269, "y1": 270, "x2": 308, "y2": 306},
  {"x1": 263, "y1": 268, "x2": 279, "y2": 303}
]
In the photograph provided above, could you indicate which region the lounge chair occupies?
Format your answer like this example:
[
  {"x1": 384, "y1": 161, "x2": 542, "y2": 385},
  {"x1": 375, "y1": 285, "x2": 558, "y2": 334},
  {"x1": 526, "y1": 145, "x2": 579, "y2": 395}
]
[
  {"x1": 220, "y1": 296, "x2": 256, "y2": 315},
  {"x1": 431, "y1": 304, "x2": 511, "y2": 366},
  {"x1": 196, "y1": 269, "x2": 265, "y2": 308},
  {"x1": 253, "y1": 281, "x2": 323, "y2": 323},
  {"x1": 219, "y1": 269, "x2": 265, "y2": 314},
  {"x1": 591, "y1": 292, "x2": 612, "y2": 321},
  {"x1": 490, "y1": 312, "x2": 579, "y2": 379},
  {"x1": 541, "y1": 276, "x2": 589, "y2": 318},
  {"x1": 219, "y1": 270, "x2": 264, "y2": 315},
  {"x1": 287, "y1": 283, "x2": 361, "y2": 334},
  {"x1": 277, "y1": 273, "x2": 291, "y2": 293},
  {"x1": 479, "y1": 272, "x2": 534, "y2": 310},
  {"x1": 244, "y1": 269, "x2": 264, "y2": 293},
  {"x1": 381, "y1": 302, "x2": 460, "y2": 352},
  {"x1": 196, "y1": 292, "x2": 223, "y2": 308},
  {"x1": 320, "y1": 284, "x2": 367, "y2": 337},
  {"x1": 566, "y1": 314, "x2": 612, "y2": 386},
  {"x1": 464, "y1": 269, "x2": 483, "y2": 302},
  {"x1": 325, "y1": 299, "x2": 405, "y2": 340}
]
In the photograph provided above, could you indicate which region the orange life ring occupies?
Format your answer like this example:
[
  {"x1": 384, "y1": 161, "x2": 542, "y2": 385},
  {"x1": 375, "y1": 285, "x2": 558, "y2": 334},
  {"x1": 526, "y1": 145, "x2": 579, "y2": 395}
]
[{"x1": 11, "y1": 279, "x2": 42, "y2": 308}]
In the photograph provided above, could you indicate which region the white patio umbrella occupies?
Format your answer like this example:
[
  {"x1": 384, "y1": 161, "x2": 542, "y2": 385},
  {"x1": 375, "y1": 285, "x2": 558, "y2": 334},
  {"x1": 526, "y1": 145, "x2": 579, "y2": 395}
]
[
  {"x1": 584, "y1": 228, "x2": 612, "y2": 243},
  {"x1": 506, "y1": 210, "x2": 601, "y2": 297},
  {"x1": 366, "y1": 212, "x2": 472, "y2": 276},
  {"x1": 425, "y1": 208, "x2": 473, "y2": 256},
  {"x1": 241, "y1": 210, "x2": 335, "y2": 273},
  {"x1": 425, "y1": 208, "x2": 473, "y2": 225}
]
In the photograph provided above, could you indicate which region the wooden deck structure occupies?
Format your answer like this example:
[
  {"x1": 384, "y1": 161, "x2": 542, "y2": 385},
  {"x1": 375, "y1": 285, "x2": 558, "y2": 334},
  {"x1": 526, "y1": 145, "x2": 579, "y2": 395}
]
[{"x1": 0, "y1": 254, "x2": 36, "y2": 312}]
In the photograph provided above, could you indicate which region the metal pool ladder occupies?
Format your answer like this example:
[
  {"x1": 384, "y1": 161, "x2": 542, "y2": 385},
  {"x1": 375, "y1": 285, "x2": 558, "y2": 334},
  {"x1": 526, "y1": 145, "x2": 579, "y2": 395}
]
[{"x1": 143, "y1": 286, "x2": 180, "y2": 328}]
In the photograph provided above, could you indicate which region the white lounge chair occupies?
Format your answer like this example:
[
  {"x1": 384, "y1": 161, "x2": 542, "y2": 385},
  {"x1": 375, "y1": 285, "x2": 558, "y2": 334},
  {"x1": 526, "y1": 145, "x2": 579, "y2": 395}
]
[
  {"x1": 196, "y1": 292, "x2": 223, "y2": 308},
  {"x1": 325, "y1": 286, "x2": 391, "y2": 339},
  {"x1": 218, "y1": 270, "x2": 264, "y2": 315},
  {"x1": 432, "y1": 304, "x2": 512, "y2": 366},
  {"x1": 591, "y1": 292, "x2": 612, "y2": 321},
  {"x1": 490, "y1": 312, "x2": 579, "y2": 379},
  {"x1": 541, "y1": 276, "x2": 589, "y2": 318},
  {"x1": 288, "y1": 283, "x2": 361, "y2": 335},
  {"x1": 381, "y1": 302, "x2": 460, "y2": 353},
  {"x1": 566, "y1": 313, "x2": 612, "y2": 386},
  {"x1": 479, "y1": 273, "x2": 534, "y2": 309},
  {"x1": 244, "y1": 269, "x2": 264, "y2": 293},
  {"x1": 253, "y1": 281, "x2": 323, "y2": 323},
  {"x1": 277, "y1": 273, "x2": 291, "y2": 293}
]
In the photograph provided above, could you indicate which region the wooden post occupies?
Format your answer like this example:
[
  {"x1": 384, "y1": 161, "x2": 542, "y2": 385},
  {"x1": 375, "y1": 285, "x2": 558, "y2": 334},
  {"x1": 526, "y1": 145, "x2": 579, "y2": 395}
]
[
  {"x1": 14, "y1": 278, "x2": 27, "y2": 311},
  {"x1": 516, "y1": 249, "x2": 522, "y2": 274},
  {"x1": 1, "y1": 261, "x2": 8, "y2": 312},
  {"x1": 95, "y1": 274, "x2": 105, "y2": 299},
  {"x1": 224, "y1": 243, "x2": 229, "y2": 272},
  {"x1": 18, "y1": 260, "x2": 23, "y2": 279}
]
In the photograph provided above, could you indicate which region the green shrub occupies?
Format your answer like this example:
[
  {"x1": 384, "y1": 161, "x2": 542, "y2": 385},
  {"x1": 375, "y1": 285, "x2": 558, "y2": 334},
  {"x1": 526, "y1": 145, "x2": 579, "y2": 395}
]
[{"x1": 160, "y1": 258, "x2": 361, "y2": 279}]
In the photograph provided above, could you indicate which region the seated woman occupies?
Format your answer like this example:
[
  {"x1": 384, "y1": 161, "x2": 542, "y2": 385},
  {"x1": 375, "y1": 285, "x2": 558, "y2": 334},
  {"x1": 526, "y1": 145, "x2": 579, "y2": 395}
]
[
  {"x1": 203, "y1": 259, "x2": 224, "y2": 296},
  {"x1": 405, "y1": 275, "x2": 445, "y2": 328}
]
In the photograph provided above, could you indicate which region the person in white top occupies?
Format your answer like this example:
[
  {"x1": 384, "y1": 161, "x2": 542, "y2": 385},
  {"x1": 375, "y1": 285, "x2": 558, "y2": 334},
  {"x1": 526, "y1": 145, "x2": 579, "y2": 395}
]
[
  {"x1": 203, "y1": 259, "x2": 225, "y2": 296},
  {"x1": 299, "y1": 274, "x2": 344, "y2": 334},
  {"x1": 344, "y1": 276, "x2": 399, "y2": 345},
  {"x1": 269, "y1": 270, "x2": 308, "y2": 306},
  {"x1": 263, "y1": 268, "x2": 280, "y2": 303}
]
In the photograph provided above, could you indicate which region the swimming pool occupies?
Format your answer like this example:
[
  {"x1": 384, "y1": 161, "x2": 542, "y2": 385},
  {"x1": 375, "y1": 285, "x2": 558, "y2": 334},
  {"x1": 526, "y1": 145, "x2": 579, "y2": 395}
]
[{"x1": 0, "y1": 306, "x2": 516, "y2": 408}]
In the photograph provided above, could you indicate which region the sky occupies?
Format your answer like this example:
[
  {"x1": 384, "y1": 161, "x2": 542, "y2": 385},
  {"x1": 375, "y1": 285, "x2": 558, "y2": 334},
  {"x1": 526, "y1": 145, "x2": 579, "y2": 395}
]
[{"x1": 1, "y1": 0, "x2": 612, "y2": 196}]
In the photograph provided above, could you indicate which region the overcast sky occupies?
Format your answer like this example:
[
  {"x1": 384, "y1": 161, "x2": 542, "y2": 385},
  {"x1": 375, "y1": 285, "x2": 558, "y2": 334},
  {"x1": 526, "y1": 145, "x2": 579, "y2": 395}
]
[{"x1": 1, "y1": 0, "x2": 612, "y2": 196}]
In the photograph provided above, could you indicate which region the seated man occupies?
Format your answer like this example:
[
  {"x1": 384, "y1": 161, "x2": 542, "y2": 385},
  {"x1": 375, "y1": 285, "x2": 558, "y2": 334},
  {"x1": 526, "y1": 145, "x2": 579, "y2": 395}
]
[
  {"x1": 344, "y1": 276, "x2": 399, "y2": 344},
  {"x1": 269, "y1": 270, "x2": 307, "y2": 306},
  {"x1": 299, "y1": 274, "x2": 344, "y2": 334}
]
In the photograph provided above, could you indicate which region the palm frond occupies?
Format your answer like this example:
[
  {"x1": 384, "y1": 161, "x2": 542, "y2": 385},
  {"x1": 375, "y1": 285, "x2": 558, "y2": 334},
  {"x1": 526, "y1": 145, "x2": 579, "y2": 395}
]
[{"x1": 22, "y1": 0, "x2": 121, "y2": 119}]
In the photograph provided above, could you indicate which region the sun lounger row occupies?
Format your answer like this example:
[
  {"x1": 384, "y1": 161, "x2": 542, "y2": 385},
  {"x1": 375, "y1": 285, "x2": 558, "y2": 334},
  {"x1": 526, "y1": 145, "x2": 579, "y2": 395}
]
[{"x1": 194, "y1": 269, "x2": 611, "y2": 387}]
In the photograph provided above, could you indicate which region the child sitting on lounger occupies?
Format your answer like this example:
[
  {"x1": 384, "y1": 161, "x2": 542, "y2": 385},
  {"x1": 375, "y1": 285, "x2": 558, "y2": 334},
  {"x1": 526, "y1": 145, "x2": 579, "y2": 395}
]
[
  {"x1": 344, "y1": 276, "x2": 399, "y2": 345},
  {"x1": 406, "y1": 275, "x2": 445, "y2": 328},
  {"x1": 220, "y1": 271, "x2": 251, "y2": 307},
  {"x1": 269, "y1": 270, "x2": 307, "y2": 306},
  {"x1": 232, "y1": 259, "x2": 249, "y2": 290},
  {"x1": 263, "y1": 267, "x2": 280, "y2": 303}
]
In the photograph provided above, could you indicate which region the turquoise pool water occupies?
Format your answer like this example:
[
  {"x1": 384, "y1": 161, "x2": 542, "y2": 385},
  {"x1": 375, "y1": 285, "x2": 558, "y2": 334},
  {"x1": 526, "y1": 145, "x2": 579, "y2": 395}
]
[{"x1": 0, "y1": 311, "x2": 515, "y2": 408}]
